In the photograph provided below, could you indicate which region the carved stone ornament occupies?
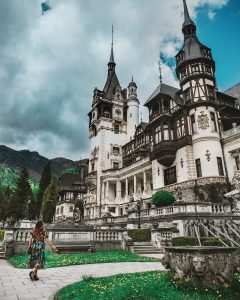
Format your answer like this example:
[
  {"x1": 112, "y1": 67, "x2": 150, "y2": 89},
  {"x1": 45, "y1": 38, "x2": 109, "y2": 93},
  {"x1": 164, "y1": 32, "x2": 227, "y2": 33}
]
[
  {"x1": 162, "y1": 247, "x2": 239, "y2": 287},
  {"x1": 197, "y1": 111, "x2": 209, "y2": 130}
]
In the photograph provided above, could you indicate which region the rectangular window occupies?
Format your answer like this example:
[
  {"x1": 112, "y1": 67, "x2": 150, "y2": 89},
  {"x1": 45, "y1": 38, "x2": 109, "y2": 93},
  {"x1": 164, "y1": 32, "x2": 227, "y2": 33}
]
[
  {"x1": 114, "y1": 125, "x2": 119, "y2": 134},
  {"x1": 208, "y1": 86, "x2": 215, "y2": 98},
  {"x1": 164, "y1": 166, "x2": 177, "y2": 186},
  {"x1": 192, "y1": 64, "x2": 199, "y2": 74},
  {"x1": 113, "y1": 162, "x2": 119, "y2": 169},
  {"x1": 191, "y1": 114, "x2": 196, "y2": 134},
  {"x1": 91, "y1": 163, "x2": 94, "y2": 172},
  {"x1": 217, "y1": 157, "x2": 224, "y2": 176},
  {"x1": 177, "y1": 118, "x2": 185, "y2": 138},
  {"x1": 210, "y1": 112, "x2": 217, "y2": 131},
  {"x1": 155, "y1": 125, "x2": 161, "y2": 144},
  {"x1": 113, "y1": 147, "x2": 120, "y2": 155},
  {"x1": 195, "y1": 159, "x2": 202, "y2": 178},
  {"x1": 235, "y1": 156, "x2": 240, "y2": 170}
]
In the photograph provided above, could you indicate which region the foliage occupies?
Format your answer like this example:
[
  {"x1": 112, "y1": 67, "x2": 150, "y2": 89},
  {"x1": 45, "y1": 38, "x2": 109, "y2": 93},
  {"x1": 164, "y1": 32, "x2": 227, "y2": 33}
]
[
  {"x1": 40, "y1": 176, "x2": 58, "y2": 223},
  {"x1": 152, "y1": 190, "x2": 175, "y2": 207},
  {"x1": 54, "y1": 271, "x2": 240, "y2": 300},
  {"x1": 128, "y1": 229, "x2": 151, "y2": 242},
  {"x1": 201, "y1": 237, "x2": 224, "y2": 246},
  {"x1": 0, "y1": 229, "x2": 4, "y2": 241},
  {"x1": 172, "y1": 237, "x2": 198, "y2": 246},
  {"x1": 63, "y1": 166, "x2": 78, "y2": 174},
  {"x1": 36, "y1": 163, "x2": 51, "y2": 218},
  {"x1": 172, "y1": 236, "x2": 226, "y2": 247},
  {"x1": 7, "y1": 249, "x2": 158, "y2": 269},
  {"x1": 0, "y1": 164, "x2": 19, "y2": 194},
  {"x1": 7, "y1": 168, "x2": 34, "y2": 220}
]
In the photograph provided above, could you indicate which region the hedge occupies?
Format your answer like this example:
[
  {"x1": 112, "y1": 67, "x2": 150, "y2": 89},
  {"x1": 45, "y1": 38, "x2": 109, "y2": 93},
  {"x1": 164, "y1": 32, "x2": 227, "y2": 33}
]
[
  {"x1": 172, "y1": 236, "x2": 225, "y2": 247},
  {"x1": 152, "y1": 190, "x2": 175, "y2": 207},
  {"x1": 0, "y1": 230, "x2": 4, "y2": 241},
  {"x1": 128, "y1": 229, "x2": 151, "y2": 242}
]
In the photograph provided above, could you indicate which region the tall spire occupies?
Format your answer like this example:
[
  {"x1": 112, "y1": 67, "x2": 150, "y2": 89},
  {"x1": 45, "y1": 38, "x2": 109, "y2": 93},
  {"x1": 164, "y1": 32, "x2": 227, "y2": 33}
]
[
  {"x1": 182, "y1": 0, "x2": 196, "y2": 37},
  {"x1": 158, "y1": 58, "x2": 162, "y2": 87},
  {"x1": 108, "y1": 24, "x2": 116, "y2": 70}
]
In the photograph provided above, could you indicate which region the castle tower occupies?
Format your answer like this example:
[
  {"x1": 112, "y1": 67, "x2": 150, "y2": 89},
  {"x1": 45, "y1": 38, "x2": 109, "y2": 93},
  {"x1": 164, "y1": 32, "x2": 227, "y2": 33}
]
[
  {"x1": 86, "y1": 26, "x2": 127, "y2": 218},
  {"x1": 176, "y1": 0, "x2": 225, "y2": 179},
  {"x1": 127, "y1": 77, "x2": 139, "y2": 141}
]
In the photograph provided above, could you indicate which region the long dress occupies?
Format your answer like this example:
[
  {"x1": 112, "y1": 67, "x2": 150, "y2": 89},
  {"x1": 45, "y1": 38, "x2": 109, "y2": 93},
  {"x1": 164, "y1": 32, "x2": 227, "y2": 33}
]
[{"x1": 28, "y1": 230, "x2": 46, "y2": 269}]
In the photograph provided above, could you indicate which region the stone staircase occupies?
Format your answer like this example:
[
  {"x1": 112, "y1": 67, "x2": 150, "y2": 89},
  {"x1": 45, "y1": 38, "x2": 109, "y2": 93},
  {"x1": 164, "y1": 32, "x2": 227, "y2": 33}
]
[
  {"x1": 132, "y1": 242, "x2": 162, "y2": 255},
  {"x1": 0, "y1": 242, "x2": 5, "y2": 259}
]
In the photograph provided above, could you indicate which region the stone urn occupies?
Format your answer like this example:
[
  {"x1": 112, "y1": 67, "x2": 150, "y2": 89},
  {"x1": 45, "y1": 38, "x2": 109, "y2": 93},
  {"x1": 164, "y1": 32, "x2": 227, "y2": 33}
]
[{"x1": 161, "y1": 246, "x2": 239, "y2": 287}]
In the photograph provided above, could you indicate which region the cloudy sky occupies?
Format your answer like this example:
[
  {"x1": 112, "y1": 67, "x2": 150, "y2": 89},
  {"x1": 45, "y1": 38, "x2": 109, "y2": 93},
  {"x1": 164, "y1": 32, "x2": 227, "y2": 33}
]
[{"x1": 0, "y1": 0, "x2": 239, "y2": 160}]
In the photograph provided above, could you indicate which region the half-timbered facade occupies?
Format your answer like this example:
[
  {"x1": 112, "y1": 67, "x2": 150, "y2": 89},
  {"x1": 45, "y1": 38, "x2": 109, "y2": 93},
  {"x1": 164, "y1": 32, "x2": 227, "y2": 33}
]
[{"x1": 83, "y1": 0, "x2": 240, "y2": 236}]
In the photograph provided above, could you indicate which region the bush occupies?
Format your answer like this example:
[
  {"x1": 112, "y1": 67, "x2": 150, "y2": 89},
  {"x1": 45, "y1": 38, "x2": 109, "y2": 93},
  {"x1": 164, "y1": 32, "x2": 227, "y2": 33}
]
[
  {"x1": 201, "y1": 237, "x2": 224, "y2": 246},
  {"x1": 172, "y1": 236, "x2": 225, "y2": 247},
  {"x1": 172, "y1": 236, "x2": 198, "y2": 246},
  {"x1": 128, "y1": 229, "x2": 151, "y2": 242},
  {"x1": 0, "y1": 229, "x2": 4, "y2": 241},
  {"x1": 152, "y1": 190, "x2": 175, "y2": 207}
]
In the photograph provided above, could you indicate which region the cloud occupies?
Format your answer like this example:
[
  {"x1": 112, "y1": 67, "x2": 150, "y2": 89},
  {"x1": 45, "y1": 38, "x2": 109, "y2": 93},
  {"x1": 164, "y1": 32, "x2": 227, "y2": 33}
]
[{"x1": 0, "y1": 0, "x2": 229, "y2": 159}]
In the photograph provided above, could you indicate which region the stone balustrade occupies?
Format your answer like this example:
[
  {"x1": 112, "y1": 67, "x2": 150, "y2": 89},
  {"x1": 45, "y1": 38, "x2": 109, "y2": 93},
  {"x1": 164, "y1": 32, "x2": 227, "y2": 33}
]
[
  {"x1": 221, "y1": 125, "x2": 240, "y2": 139},
  {"x1": 94, "y1": 230, "x2": 122, "y2": 241}
]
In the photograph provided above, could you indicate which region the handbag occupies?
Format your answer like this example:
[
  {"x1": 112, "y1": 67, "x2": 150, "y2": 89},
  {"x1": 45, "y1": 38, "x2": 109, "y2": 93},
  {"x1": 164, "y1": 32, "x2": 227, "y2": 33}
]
[{"x1": 27, "y1": 246, "x2": 32, "y2": 255}]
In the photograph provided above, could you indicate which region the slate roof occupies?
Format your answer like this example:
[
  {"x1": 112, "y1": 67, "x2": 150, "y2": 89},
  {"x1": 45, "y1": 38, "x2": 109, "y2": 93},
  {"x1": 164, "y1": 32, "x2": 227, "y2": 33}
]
[
  {"x1": 103, "y1": 70, "x2": 120, "y2": 100},
  {"x1": 144, "y1": 83, "x2": 180, "y2": 106},
  {"x1": 59, "y1": 174, "x2": 85, "y2": 191},
  {"x1": 224, "y1": 83, "x2": 240, "y2": 103}
]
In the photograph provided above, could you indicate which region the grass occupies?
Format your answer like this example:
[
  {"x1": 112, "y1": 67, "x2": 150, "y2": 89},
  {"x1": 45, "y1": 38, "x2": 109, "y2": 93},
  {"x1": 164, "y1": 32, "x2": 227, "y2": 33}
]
[
  {"x1": 7, "y1": 249, "x2": 159, "y2": 269},
  {"x1": 54, "y1": 271, "x2": 240, "y2": 300}
]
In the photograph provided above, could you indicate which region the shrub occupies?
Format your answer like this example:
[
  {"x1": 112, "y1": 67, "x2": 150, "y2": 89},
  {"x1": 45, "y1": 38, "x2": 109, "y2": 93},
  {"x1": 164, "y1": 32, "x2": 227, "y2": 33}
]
[
  {"x1": 201, "y1": 237, "x2": 224, "y2": 246},
  {"x1": 172, "y1": 236, "x2": 198, "y2": 246},
  {"x1": 128, "y1": 229, "x2": 151, "y2": 242},
  {"x1": 0, "y1": 229, "x2": 4, "y2": 241},
  {"x1": 152, "y1": 190, "x2": 175, "y2": 207}
]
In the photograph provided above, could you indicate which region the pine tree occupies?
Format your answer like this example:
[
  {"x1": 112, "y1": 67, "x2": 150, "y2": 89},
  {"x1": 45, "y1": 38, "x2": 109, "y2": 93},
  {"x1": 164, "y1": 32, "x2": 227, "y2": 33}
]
[
  {"x1": 40, "y1": 176, "x2": 59, "y2": 223},
  {"x1": 8, "y1": 168, "x2": 33, "y2": 221},
  {"x1": 36, "y1": 163, "x2": 51, "y2": 218}
]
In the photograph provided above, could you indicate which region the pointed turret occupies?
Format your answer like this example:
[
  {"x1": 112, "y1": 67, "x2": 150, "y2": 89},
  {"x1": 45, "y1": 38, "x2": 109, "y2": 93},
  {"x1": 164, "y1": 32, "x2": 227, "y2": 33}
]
[
  {"x1": 175, "y1": 0, "x2": 216, "y2": 103},
  {"x1": 103, "y1": 25, "x2": 120, "y2": 100}
]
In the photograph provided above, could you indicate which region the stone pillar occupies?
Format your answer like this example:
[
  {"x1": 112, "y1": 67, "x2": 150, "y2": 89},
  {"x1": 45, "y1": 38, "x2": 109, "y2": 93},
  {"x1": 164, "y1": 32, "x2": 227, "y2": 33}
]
[
  {"x1": 143, "y1": 171, "x2": 147, "y2": 192},
  {"x1": 106, "y1": 181, "x2": 109, "y2": 201},
  {"x1": 116, "y1": 180, "x2": 121, "y2": 199},
  {"x1": 134, "y1": 175, "x2": 137, "y2": 194},
  {"x1": 125, "y1": 178, "x2": 128, "y2": 196}
]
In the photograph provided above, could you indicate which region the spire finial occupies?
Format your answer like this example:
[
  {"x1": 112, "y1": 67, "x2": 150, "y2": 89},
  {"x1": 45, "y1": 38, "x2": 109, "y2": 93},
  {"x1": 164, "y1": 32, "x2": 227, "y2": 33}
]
[
  {"x1": 108, "y1": 24, "x2": 115, "y2": 70},
  {"x1": 140, "y1": 111, "x2": 142, "y2": 122},
  {"x1": 158, "y1": 58, "x2": 162, "y2": 86},
  {"x1": 131, "y1": 74, "x2": 134, "y2": 82},
  {"x1": 182, "y1": 0, "x2": 195, "y2": 29}
]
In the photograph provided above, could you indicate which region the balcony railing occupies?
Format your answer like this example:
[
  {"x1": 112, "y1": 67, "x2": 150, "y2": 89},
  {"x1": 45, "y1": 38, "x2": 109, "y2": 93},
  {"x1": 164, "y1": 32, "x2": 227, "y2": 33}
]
[{"x1": 221, "y1": 125, "x2": 240, "y2": 139}]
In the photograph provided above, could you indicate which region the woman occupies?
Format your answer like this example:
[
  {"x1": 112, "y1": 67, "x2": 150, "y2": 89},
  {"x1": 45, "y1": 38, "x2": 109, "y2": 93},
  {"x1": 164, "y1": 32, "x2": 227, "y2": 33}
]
[{"x1": 28, "y1": 220, "x2": 56, "y2": 281}]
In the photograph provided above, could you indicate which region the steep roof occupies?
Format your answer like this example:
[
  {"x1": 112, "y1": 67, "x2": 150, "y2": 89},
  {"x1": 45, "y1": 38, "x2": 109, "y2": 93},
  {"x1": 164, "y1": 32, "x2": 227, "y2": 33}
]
[
  {"x1": 224, "y1": 83, "x2": 240, "y2": 103},
  {"x1": 144, "y1": 83, "x2": 180, "y2": 106},
  {"x1": 59, "y1": 174, "x2": 85, "y2": 190},
  {"x1": 103, "y1": 70, "x2": 120, "y2": 100}
]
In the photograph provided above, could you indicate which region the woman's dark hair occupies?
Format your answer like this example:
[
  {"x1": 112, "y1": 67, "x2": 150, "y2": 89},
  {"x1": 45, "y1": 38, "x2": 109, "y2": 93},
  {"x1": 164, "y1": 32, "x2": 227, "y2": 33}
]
[{"x1": 34, "y1": 220, "x2": 44, "y2": 234}]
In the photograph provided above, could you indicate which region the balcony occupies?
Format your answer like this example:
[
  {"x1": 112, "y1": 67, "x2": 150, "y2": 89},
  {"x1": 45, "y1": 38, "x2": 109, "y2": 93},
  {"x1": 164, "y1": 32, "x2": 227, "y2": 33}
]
[
  {"x1": 152, "y1": 140, "x2": 177, "y2": 167},
  {"x1": 221, "y1": 125, "x2": 240, "y2": 139}
]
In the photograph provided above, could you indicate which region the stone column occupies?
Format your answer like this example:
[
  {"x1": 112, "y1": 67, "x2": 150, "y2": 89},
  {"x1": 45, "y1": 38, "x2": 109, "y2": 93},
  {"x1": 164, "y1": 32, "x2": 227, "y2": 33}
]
[
  {"x1": 106, "y1": 181, "x2": 109, "y2": 201},
  {"x1": 125, "y1": 178, "x2": 128, "y2": 196},
  {"x1": 134, "y1": 175, "x2": 137, "y2": 194},
  {"x1": 143, "y1": 171, "x2": 147, "y2": 192},
  {"x1": 116, "y1": 180, "x2": 121, "y2": 199}
]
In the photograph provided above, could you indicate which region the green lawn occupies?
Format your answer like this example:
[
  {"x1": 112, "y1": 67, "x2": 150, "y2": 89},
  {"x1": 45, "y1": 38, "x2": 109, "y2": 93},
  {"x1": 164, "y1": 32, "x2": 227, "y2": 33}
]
[
  {"x1": 7, "y1": 249, "x2": 158, "y2": 268},
  {"x1": 54, "y1": 271, "x2": 240, "y2": 300}
]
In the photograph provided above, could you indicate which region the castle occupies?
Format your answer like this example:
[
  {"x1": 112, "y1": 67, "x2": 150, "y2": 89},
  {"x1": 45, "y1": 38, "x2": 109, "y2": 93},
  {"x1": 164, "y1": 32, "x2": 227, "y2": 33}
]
[{"x1": 58, "y1": 0, "x2": 240, "y2": 239}]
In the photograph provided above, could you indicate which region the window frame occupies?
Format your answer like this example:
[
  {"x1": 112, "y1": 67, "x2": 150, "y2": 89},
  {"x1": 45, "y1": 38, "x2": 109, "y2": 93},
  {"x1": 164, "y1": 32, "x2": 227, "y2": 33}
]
[
  {"x1": 217, "y1": 157, "x2": 224, "y2": 176},
  {"x1": 195, "y1": 158, "x2": 202, "y2": 178},
  {"x1": 164, "y1": 166, "x2": 177, "y2": 186}
]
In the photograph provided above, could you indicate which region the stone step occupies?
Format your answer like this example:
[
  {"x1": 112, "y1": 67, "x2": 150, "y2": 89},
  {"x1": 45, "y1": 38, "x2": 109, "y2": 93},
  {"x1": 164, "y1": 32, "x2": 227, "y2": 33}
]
[
  {"x1": 134, "y1": 250, "x2": 162, "y2": 254},
  {"x1": 133, "y1": 246, "x2": 157, "y2": 250}
]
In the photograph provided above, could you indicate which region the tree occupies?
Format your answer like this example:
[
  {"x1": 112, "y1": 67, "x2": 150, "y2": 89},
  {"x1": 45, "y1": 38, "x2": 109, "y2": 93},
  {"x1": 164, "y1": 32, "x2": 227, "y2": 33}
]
[
  {"x1": 63, "y1": 166, "x2": 78, "y2": 174},
  {"x1": 152, "y1": 190, "x2": 175, "y2": 207},
  {"x1": 8, "y1": 168, "x2": 34, "y2": 220},
  {"x1": 40, "y1": 176, "x2": 59, "y2": 223},
  {"x1": 36, "y1": 163, "x2": 51, "y2": 218}
]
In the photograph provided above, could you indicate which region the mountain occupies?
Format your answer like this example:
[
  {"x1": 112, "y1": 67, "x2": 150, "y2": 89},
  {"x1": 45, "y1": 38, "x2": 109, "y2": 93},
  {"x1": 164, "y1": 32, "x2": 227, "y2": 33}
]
[{"x1": 0, "y1": 145, "x2": 80, "y2": 180}]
